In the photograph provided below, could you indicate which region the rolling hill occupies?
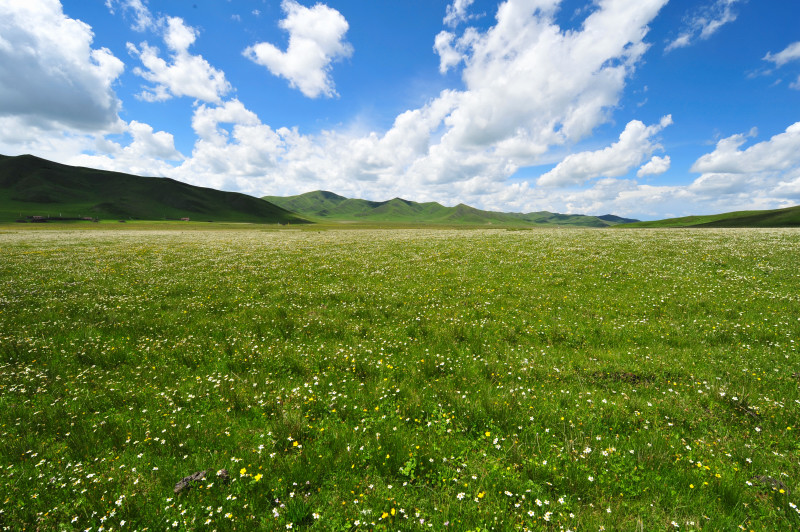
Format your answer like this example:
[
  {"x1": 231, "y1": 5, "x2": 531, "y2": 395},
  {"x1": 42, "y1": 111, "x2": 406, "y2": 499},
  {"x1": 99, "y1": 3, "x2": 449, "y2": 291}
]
[
  {"x1": 0, "y1": 154, "x2": 308, "y2": 224},
  {"x1": 625, "y1": 205, "x2": 800, "y2": 228},
  {"x1": 263, "y1": 190, "x2": 640, "y2": 227}
]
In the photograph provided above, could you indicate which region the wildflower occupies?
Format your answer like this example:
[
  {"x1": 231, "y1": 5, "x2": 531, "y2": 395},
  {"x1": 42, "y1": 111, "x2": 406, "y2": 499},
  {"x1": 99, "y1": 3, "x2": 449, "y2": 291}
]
[
  {"x1": 253, "y1": 473, "x2": 262, "y2": 482},
  {"x1": 240, "y1": 467, "x2": 246, "y2": 476},
  {"x1": 457, "y1": 492, "x2": 465, "y2": 500}
]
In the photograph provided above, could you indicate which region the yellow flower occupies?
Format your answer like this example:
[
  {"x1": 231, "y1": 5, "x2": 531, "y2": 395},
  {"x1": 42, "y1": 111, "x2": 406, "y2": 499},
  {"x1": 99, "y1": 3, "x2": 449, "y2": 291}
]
[
  {"x1": 253, "y1": 473, "x2": 262, "y2": 482},
  {"x1": 690, "y1": 484, "x2": 694, "y2": 489},
  {"x1": 391, "y1": 508, "x2": 396, "y2": 516},
  {"x1": 478, "y1": 491, "x2": 485, "y2": 499},
  {"x1": 485, "y1": 431, "x2": 491, "y2": 437},
  {"x1": 381, "y1": 512, "x2": 389, "y2": 519},
  {"x1": 240, "y1": 467, "x2": 247, "y2": 476},
  {"x1": 293, "y1": 441, "x2": 299, "y2": 447}
]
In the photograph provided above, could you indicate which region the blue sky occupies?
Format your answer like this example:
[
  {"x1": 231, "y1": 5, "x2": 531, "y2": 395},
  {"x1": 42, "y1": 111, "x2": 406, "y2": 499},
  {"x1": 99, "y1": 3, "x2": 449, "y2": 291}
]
[{"x1": 1, "y1": 0, "x2": 799, "y2": 219}]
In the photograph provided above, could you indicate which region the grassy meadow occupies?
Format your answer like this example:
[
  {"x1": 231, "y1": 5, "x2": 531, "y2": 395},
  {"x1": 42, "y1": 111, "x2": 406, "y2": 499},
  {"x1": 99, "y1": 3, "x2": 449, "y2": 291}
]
[{"x1": 0, "y1": 226, "x2": 799, "y2": 531}]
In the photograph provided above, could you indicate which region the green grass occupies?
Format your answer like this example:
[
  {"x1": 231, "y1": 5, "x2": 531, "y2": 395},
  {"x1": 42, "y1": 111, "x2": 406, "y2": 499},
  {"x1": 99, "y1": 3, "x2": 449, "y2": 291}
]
[
  {"x1": 264, "y1": 190, "x2": 639, "y2": 227},
  {"x1": 1, "y1": 226, "x2": 799, "y2": 530},
  {"x1": 626, "y1": 205, "x2": 800, "y2": 228},
  {"x1": 0, "y1": 154, "x2": 308, "y2": 224}
]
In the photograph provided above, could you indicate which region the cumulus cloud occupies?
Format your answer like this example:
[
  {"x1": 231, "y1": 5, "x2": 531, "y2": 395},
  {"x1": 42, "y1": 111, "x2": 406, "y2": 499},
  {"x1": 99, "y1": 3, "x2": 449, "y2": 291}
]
[
  {"x1": 69, "y1": 120, "x2": 182, "y2": 177},
  {"x1": 537, "y1": 116, "x2": 672, "y2": 187},
  {"x1": 666, "y1": 0, "x2": 742, "y2": 52},
  {"x1": 637, "y1": 155, "x2": 671, "y2": 177},
  {"x1": 444, "y1": 0, "x2": 476, "y2": 28},
  {"x1": 434, "y1": 31, "x2": 462, "y2": 73},
  {"x1": 414, "y1": 0, "x2": 671, "y2": 187},
  {"x1": 128, "y1": 17, "x2": 232, "y2": 103},
  {"x1": 243, "y1": 0, "x2": 353, "y2": 98},
  {"x1": 691, "y1": 122, "x2": 800, "y2": 174},
  {"x1": 670, "y1": 121, "x2": 800, "y2": 206},
  {"x1": 528, "y1": 121, "x2": 800, "y2": 218},
  {"x1": 142, "y1": 0, "x2": 672, "y2": 209},
  {"x1": 105, "y1": 0, "x2": 156, "y2": 31},
  {"x1": 0, "y1": 0, "x2": 124, "y2": 131}
]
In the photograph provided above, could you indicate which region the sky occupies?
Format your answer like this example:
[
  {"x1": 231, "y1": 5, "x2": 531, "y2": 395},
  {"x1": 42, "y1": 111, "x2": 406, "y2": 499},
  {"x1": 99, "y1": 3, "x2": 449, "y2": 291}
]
[{"x1": 1, "y1": 0, "x2": 799, "y2": 220}]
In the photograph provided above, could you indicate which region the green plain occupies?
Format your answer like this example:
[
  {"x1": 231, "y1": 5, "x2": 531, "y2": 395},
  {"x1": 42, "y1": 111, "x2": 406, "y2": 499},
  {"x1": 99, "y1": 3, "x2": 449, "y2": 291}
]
[{"x1": 1, "y1": 226, "x2": 798, "y2": 530}]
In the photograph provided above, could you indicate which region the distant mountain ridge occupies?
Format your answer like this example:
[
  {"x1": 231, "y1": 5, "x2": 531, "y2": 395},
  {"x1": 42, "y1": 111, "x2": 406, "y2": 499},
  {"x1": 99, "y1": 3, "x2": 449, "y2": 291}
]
[
  {"x1": 263, "y1": 190, "x2": 640, "y2": 227},
  {"x1": 625, "y1": 205, "x2": 800, "y2": 228},
  {"x1": 0, "y1": 154, "x2": 307, "y2": 224}
]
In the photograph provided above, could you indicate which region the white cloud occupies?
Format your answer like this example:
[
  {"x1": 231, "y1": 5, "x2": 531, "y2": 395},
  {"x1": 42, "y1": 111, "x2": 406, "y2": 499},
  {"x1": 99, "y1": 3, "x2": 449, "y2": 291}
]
[
  {"x1": 444, "y1": 0, "x2": 476, "y2": 28},
  {"x1": 764, "y1": 41, "x2": 800, "y2": 67},
  {"x1": 537, "y1": 116, "x2": 672, "y2": 187},
  {"x1": 637, "y1": 155, "x2": 671, "y2": 177},
  {"x1": 243, "y1": 0, "x2": 353, "y2": 98},
  {"x1": 434, "y1": 32, "x2": 461, "y2": 73},
  {"x1": 105, "y1": 0, "x2": 156, "y2": 32},
  {"x1": 666, "y1": 0, "x2": 742, "y2": 52},
  {"x1": 691, "y1": 122, "x2": 800, "y2": 174},
  {"x1": 128, "y1": 17, "x2": 232, "y2": 103},
  {"x1": 763, "y1": 42, "x2": 800, "y2": 90},
  {"x1": 136, "y1": 0, "x2": 672, "y2": 211},
  {"x1": 69, "y1": 120, "x2": 182, "y2": 177},
  {"x1": 409, "y1": 0, "x2": 671, "y2": 187},
  {"x1": 0, "y1": 0, "x2": 124, "y2": 131}
]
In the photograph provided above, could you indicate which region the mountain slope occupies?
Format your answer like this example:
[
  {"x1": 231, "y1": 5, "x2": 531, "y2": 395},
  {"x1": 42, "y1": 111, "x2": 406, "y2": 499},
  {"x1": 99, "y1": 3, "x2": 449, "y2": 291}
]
[
  {"x1": 625, "y1": 205, "x2": 800, "y2": 228},
  {"x1": 263, "y1": 190, "x2": 639, "y2": 227},
  {"x1": 0, "y1": 154, "x2": 308, "y2": 224}
]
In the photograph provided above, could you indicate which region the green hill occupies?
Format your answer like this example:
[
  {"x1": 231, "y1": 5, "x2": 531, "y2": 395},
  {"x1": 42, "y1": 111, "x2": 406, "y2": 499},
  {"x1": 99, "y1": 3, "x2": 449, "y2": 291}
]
[
  {"x1": 0, "y1": 154, "x2": 308, "y2": 224},
  {"x1": 263, "y1": 190, "x2": 639, "y2": 227},
  {"x1": 626, "y1": 205, "x2": 800, "y2": 228}
]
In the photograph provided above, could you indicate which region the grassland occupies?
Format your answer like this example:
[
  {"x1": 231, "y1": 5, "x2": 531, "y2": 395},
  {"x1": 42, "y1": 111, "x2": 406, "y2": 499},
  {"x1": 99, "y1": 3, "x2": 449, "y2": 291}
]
[
  {"x1": 1, "y1": 226, "x2": 799, "y2": 531},
  {"x1": 0, "y1": 154, "x2": 307, "y2": 225},
  {"x1": 625, "y1": 205, "x2": 800, "y2": 228}
]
